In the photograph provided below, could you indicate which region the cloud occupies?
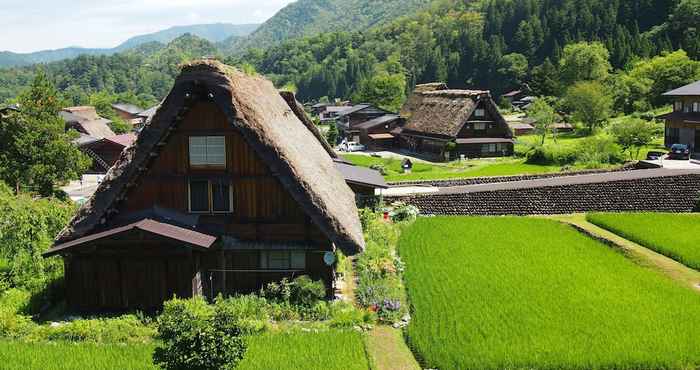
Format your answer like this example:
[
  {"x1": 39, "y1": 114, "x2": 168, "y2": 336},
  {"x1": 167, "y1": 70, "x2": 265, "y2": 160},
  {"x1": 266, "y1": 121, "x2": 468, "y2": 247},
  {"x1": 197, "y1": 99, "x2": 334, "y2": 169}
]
[{"x1": 0, "y1": 0, "x2": 295, "y2": 53}]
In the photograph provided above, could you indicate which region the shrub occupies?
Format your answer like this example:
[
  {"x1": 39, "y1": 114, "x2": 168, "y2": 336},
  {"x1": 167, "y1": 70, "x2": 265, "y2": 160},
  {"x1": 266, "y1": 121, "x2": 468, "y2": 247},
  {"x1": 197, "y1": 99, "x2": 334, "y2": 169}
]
[
  {"x1": 369, "y1": 164, "x2": 388, "y2": 176},
  {"x1": 0, "y1": 289, "x2": 35, "y2": 338},
  {"x1": 329, "y1": 301, "x2": 375, "y2": 328},
  {"x1": 37, "y1": 315, "x2": 155, "y2": 343},
  {"x1": 213, "y1": 295, "x2": 269, "y2": 334},
  {"x1": 524, "y1": 144, "x2": 577, "y2": 165},
  {"x1": 261, "y1": 275, "x2": 326, "y2": 307},
  {"x1": 153, "y1": 297, "x2": 246, "y2": 370},
  {"x1": 388, "y1": 202, "x2": 419, "y2": 222},
  {"x1": 575, "y1": 135, "x2": 624, "y2": 167}
]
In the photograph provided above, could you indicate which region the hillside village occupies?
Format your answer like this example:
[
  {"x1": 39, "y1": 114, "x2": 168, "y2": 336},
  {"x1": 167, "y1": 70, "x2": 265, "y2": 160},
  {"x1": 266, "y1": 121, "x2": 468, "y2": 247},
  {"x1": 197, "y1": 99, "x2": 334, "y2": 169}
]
[{"x1": 1, "y1": 0, "x2": 700, "y2": 369}]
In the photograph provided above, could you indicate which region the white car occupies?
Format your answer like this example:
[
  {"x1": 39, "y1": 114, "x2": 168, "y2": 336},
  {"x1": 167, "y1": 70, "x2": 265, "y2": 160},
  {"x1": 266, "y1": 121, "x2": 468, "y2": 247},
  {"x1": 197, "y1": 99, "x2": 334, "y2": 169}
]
[{"x1": 342, "y1": 141, "x2": 366, "y2": 152}]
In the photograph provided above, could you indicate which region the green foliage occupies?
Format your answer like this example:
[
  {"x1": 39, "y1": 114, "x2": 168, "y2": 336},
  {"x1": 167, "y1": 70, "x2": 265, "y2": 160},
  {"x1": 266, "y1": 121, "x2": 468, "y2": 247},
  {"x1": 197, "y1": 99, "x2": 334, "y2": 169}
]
[
  {"x1": 400, "y1": 217, "x2": 700, "y2": 369},
  {"x1": 354, "y1": 55, "x2": 407, "y2": 112},
  {"x1": 574, "y1": 135, "x2": 625, "y2": 167},
  {"x1": 153, "y1": 296, "x2": 246, "y2": 370},
  {"x1": 609, "y1": 118, "x2": 660, "y2": 159},
  {"x1": 0, "y1": 71, "x2": 90, "y2": 196},
  {"x1": 260, "y1": 275, "x2": 326, "y2": 307},
  {"x1": 238, "y1": 330, "x2": 370, "y2": 370},
  {"x1": 326, "y1": 122, "x2": 339, "y2": 146},
  {"x1": 588, "y1": 212, "x2": 700, "y2": 270},
  {"x1": 559, "y1": 42, "x2": 612, "y2": 85},
  {"x1": 527, "y1": 98, "x2": 558, "y2": 144},
  {"x1": 0, "y1": 184, "x2": 75, "y2": 300},
  {"x1": 496, "y1": 53, "x2": 528, "y2": 91},
  {"x1": 564, "y1": 81, "x2": 613, "y2": 133},
  {"x1": 355, "y1": 210, "x2": 407, "y2": 324}
]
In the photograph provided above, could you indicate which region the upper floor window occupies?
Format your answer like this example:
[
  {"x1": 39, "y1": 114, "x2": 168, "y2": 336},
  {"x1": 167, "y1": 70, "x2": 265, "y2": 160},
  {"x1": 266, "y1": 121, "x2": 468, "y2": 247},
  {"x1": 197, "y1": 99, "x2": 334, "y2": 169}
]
[
  {"x1": 188, "y1": 179, "x2": 233, "y2": 214},
  {"x1": 693, "y1": 102, "x2": 700, "y2": 112},
  {"x1": 474, "y1": 108, "x2": 485, "y2": 118},
  {"x1": 189, "y1": 136, "x2": 226, "y2": 167},
  {"x1": 474, "y1": 123, "x2": 487, "y2": 130},
  {"x1": 675, "y1": 101, "x2": 683, "y2": 111},
  {"x1": 259, "y1": 250, "x2": 306, "y2": 270}
]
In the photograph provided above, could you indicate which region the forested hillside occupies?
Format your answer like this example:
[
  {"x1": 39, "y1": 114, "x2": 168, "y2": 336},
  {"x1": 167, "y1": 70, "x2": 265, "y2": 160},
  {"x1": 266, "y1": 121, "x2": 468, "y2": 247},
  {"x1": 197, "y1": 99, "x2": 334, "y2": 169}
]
[
  {"x1": 1, "y1": 0, "x2": 698, "y2": 109},
  {"x1": 0, "y1": 23, "x2": 257, "y2": 68},
  {"x1": 220, "y1": 0, "x2": 433, "y2": 54}
]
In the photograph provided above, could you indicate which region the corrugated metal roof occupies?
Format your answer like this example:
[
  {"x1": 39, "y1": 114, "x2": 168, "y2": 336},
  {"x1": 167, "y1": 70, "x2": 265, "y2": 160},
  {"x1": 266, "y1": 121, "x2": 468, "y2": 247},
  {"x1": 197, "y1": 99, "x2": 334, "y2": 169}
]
[
  {"x1": 663, "y1": 80, "x2": 700, "y2": 96},
  {"x1": 334, "y1": 162, "x2": 388, "y2": 189},
  {"x1": 354, "y1": 114, "x2": 400, "y2": 130},
  {"x1": 112, "y1": 103, "x2": 143, "y2": 115},
  {"x1": 43, "y1": 219, "x2": 216, "y2": 257}
]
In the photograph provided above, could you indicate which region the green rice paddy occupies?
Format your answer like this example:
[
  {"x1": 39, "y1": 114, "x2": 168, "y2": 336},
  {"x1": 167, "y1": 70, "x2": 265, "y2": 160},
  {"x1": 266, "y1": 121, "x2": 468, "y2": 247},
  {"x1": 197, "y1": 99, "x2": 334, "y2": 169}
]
[
  {"x1": 400, "y1": 217, "x2": 700, "y2": 370},
  {"x1": 587, "y1": 212, "x2": 700, "y2": 270},
  {"x1": 0, "y1": 341, "x2": 157, "y2": 369},
  {"x1": 239, "y1": 330, "x2": 370, "y2": 370}
]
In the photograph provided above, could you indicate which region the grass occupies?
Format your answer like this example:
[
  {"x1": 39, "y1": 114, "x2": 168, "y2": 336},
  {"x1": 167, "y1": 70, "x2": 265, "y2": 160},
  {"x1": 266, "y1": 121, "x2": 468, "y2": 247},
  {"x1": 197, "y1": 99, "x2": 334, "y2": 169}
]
[
  {"x1": 238, "y1": 329, "x2": 370, "y2": 370},
  {"x1": 343, "y1": 154, "x2": 562, "y2": 182},
  {"x1": 0, "y1": 341, "x2": 157, "y2": 369},
  {"x1": 587, "y1": 212, "x2": 700, "y2": 271},
  {"x1": 400, "y1": 217, "x2": 700, "y2": 370},
  {"x1": 365, "y1": 326, "x2": 420, "y2": 370}
]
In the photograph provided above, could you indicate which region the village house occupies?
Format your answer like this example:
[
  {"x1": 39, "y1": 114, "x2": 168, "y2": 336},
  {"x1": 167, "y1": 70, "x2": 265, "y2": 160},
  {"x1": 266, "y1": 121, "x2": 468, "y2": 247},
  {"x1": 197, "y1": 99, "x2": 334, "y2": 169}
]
[
  {"x1": 280, "y1": 91, "x2": 388, "y2": 202},
  {"x1": 399, "y1": 83, "x2": 514, "y2": 161},
  {"x1": 658, "y1": 80, "x2": 700, "y2": 157},
  {"x1": 61, "y1": 106, "x2": 115, "y2": 139},
  {"x1": 43, "y1": 61, "x2": 364, "y2": 311},
  {"x1": 77, "y1": 133, "x2": 137, "y2": 173},
  {"x1": 111, "y1": 103, "x2": 144, "y2": 125},
  {"x1": 336, "y1": 104, "x2": 393, "y2": 143}
]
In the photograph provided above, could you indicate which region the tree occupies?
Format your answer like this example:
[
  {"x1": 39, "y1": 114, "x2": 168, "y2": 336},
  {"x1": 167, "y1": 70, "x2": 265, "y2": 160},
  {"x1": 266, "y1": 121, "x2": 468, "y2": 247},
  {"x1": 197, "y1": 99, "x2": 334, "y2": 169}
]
[
  {"x1": 559, "y1": 42, "x2": 612, "y2": 86},
  {"x1": 326, "y1": 122, "x2": 339, "y2": 146},
  {"x1": 530, "y1": 58, "x2": 560, "y2": 96},
  {"x1": 610, "y1": 118, "x2": 659, "y2": 159},
  {"x1": 497, "y1": 53, "x2": 529, "y2": 92},
  {"x1": 624, "y1": 50, "x2": 700, "y2": 107},
  {"x1": 0, "y1": 71, "x2": 90, "y2": 196},
  {"x1": 528, "y1": 98, "x2": 559, "y2": 144},
  {"x1": 564, "y1": 81, "x2": 613, "y2": 134},
  {"x1": 353, "y1": 55, "x2": 407, "y2": 112}
]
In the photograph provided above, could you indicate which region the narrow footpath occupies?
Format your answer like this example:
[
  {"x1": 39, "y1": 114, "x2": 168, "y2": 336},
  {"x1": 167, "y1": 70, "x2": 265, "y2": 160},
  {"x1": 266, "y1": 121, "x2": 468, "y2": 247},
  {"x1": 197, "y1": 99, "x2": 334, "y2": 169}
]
[{"x1": 551, "y1": 214, "x2": 700, "y2": 293}]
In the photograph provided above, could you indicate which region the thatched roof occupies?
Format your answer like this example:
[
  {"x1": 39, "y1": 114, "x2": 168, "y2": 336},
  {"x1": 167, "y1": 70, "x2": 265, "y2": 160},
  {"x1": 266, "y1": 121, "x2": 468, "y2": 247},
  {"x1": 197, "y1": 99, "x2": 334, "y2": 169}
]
[
  {"x1": 57, "y1": 60, "x2": 364, "y2": 255},
  {"x1": 279, "y1": 91, "x2": 338, "y2": 159},
  {"x1": 400, "y1": 82, "x2": 448, "y2": 118},
  {"x1": 402, "y1": 89, "x2": 491, "y2": 138}
]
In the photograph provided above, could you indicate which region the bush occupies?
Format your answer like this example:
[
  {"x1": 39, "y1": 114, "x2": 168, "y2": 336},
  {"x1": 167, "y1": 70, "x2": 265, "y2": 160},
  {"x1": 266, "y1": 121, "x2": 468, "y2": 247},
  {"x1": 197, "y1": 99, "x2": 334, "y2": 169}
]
[
  {"x1": 0, "y1": 289, "x2": 35, "y2": 338},
  {"x1": 213, "y1": 295, "x2": 269, "y2": 334},
  {"x1": 369, "y1": 164, "x2": 388, "y2": 176},
  {"x1": 524, "y1": 144, "x2": 577, "y2": 165},
  {"x1": 261, "y1": 275, "x2": 326, "y2": 307},
  {"x1": 153, "y1": 297, "x2": 246, "y2": 370},
  {"x1": 36, "y1": 315, "x2": 155, "y2": 343},
  {"x1": 329, "y1": 301, "x2": 375, "y2": 328},
  {"x1": 575, "y1": 135, "x2": 624, "y2": 167}
]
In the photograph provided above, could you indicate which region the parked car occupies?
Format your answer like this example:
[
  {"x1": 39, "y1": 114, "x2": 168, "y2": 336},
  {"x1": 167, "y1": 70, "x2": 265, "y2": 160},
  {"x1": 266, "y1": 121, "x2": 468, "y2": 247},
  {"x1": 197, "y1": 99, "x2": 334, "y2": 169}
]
[
  {"x1": 668, "y1": 144, "x2": 690, "y2": 160},
  {"x1": 645, "y1": 151, "x2": 665, "y2": 160},
  {"x1": 342, "y1": 141, "x2": 366, "y2": 152}
]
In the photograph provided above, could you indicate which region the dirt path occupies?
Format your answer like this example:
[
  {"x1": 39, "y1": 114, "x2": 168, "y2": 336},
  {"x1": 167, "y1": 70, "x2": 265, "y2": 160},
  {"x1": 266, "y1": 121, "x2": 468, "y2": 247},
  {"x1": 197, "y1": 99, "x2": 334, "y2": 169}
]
[
  {"x1": 364, "y1": 326, "x2": 420, "y2": 370},
  {"x1": 550, "y1": 214, "x2": 700, "y2": 293}
]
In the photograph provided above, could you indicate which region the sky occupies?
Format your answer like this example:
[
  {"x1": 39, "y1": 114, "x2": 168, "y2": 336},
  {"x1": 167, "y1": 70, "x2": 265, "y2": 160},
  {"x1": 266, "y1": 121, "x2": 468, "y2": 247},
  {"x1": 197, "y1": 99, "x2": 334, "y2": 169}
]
[{"x1": 0, "y1": 0, "x2": 296, "y2": 53}]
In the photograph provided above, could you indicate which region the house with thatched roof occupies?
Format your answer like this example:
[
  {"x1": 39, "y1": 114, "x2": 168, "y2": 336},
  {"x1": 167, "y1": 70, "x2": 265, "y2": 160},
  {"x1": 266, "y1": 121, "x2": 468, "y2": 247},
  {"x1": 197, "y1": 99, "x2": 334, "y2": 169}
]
[
  {"x1": 43, "y1": 61, "x2": 364, "y2": 311},
  {"x1": 61, "y1": 106, "x2": 115, "y2": 139},
  {"x1": 399, "y1": 83, "x2": 514, "y2": 161}
]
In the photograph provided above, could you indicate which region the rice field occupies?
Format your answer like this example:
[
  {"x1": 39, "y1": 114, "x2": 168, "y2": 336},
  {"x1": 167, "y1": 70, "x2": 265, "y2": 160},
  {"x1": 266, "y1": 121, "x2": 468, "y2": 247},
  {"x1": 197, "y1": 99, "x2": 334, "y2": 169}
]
[
  {"x1": 400, "y1": 217, "x2": 700, "y2": 370},
  {"x1": 239, "y1": 329, "x2": 370, "y2": 370},
  {"x1": 587, "y1": 212, "x2": 700, "y2": 270},
  {"x1": 0, "y1": 341, "x2": 157, "y2": 369}
]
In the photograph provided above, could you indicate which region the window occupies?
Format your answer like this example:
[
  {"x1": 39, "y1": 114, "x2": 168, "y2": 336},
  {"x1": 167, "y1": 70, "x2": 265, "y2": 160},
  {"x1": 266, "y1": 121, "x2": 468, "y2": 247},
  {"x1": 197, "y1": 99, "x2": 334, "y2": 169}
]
[
  {"x1": 693, "y1": 102, "x2": 700, "y2": 112},
  {"x1": 474, "y1": 123, "x2": 487, "y2": 130},
  {"x1": 474, "y1": 108, "x2": 485, "y2": 118},
  {"x1": 684, "y1": 103, "x2": 691, "y2": 113},
  {"x1": 188, "y1": 179, "x2": 233, "y2": 213},
  {"x1": 675, "y1": 101, "x2": 683, "y2": 111},
  {"x1": 259, "y1": 250, "x2": 306, "y2": 270},
  {"x1": 189, "y1": 136, "x2": 226, "y2": 167}
]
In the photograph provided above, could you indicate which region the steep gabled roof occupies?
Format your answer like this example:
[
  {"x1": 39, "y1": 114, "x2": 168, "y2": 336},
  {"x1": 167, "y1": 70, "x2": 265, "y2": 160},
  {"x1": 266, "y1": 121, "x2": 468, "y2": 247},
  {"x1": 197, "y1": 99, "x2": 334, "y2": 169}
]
[
  {"x1": 279, "y1": 91, "x2": 338, "y2": 159},
  {"x1": 57, "y1": 60, "x2": 364, "y2": 255},
  {"x1": 663, "y1": 80, "x2": 700, "y2": 96},
  {"x1": 402, "y1": 89, "x2": 491, "y2": 138},
  {"x1": 401, "y1": 82, "x2": 448, "y2": 118}
]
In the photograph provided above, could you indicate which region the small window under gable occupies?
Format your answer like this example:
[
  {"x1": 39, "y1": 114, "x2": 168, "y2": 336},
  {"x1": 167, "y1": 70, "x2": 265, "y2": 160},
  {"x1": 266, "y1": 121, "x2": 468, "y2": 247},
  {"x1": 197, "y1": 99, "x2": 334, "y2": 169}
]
[
  {"x1": 474, "y1": 108, "x2": 486, "y2": 118},
  {"x1": 259, "y1": 250, "x2": 306, "y2": 270},
  {"x1": 189, "y1": 136, "x2": 226, "y2": 167}
]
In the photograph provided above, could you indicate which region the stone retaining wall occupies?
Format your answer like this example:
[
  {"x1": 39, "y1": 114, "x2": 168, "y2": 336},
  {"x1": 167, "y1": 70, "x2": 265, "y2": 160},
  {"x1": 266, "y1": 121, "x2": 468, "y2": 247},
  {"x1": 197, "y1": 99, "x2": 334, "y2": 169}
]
[
  {"x1": 388, "y1": 164, "x2": 640, "y2": 188},
  {"x1": 390, "y1": 174, "x2": 700, "y2": 215}
]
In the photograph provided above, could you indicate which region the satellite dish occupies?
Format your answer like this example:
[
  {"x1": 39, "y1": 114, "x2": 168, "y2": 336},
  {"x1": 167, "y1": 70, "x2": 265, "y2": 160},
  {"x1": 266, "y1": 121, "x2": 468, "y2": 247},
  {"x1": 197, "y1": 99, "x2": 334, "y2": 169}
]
[{"x1": 323, "y1": 251, "x2": 336, "y2": 266}]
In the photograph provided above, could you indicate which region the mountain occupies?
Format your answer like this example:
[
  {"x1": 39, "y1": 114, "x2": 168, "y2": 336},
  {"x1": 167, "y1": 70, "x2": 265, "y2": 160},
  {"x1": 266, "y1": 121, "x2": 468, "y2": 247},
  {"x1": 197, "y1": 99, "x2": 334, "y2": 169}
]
[
  {"x1": 114, "y1": 23, "x2": 259, "y2": 51},
  {"x1": 220, "y1": 0, "x2": 432, "y2": 54},
  {"x1": 0, "y1": 23, "x2": 259, "y2": 68}
]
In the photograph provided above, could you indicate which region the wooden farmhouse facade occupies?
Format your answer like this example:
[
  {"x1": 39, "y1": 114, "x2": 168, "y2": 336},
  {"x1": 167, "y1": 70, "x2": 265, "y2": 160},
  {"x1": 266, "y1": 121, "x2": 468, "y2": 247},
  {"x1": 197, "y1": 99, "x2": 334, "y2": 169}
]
[
  {"x1": 44, "y1": 61, "x2": 364, "y2": 311},
  {"x1": 399, "y1": 84, "x2": 514, "y2": 161},
  {"x1": 659, "y1": 80, "x2": 700, "y2": 156}
]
